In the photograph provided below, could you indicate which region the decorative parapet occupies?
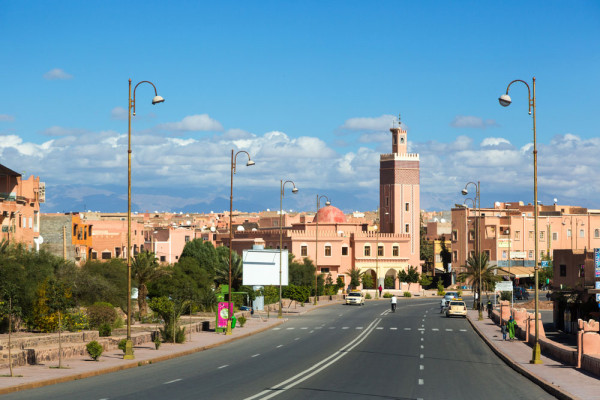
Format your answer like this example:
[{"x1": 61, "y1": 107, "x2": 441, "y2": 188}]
[{"x1": 380, "y1": 153, "x2": 420, "y2": 161}]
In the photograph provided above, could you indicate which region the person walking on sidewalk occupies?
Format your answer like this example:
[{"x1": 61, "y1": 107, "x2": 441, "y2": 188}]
[
  {"x1": 507, "y1": 316, "x2": 517, "y2": 340},
  {"x1": 501, "y1": 321, "x2": 507, "y2": 341},
  {"x1": 378, "y1": 285, "x2": 383, "y2": 297}
]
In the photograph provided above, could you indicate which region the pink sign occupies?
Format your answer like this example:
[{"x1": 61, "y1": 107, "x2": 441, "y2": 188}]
[{"x1": 218, "y1": 302, "x2": 232, "y2": 328}]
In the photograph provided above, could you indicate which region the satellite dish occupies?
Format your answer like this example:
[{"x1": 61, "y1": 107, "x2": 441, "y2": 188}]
[
  {"x1": 34, "y1": 236, "x2": 44, "y2": 244},
  {"x1": 210, "y1": 226, "x2": 216, "y2": 232},
  {"x1": 237, "y1": 225, "x2": 245, "y2": 231},
  {"x1": 554, "y1": 198, "x2": 558, "y2": 203}
]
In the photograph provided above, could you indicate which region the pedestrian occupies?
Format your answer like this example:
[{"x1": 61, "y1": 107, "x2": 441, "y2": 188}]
[
  {"x1": 501, "y1": 321, "x2": 507, "y2": 341},
  {"x1": 486, "y1": 300, "x2": 492, "y2": 318},
  {"x1": 546, "y1": 292, "x2": 551, "y2": 301},
  {"x1": 390, "y1": 294, "x2": 397, "y2": 312},
  {"x1": 378, "y1": 285, "x2": 383, "y2": 297},
  {"x1": 507, "y1": 316, "x2": 517, "y2": 340}
]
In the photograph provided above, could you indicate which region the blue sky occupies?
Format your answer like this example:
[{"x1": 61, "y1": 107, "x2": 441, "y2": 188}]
[{"x1": 1, "y1": 1, "x2": 599, "y2": 214}]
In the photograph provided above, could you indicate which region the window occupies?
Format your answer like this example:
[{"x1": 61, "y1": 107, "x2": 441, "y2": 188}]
[
  {"x1": 595, "y1": 229, "x2": 599, "y2": 238},
  {"x1": 405, "y1": 203, "x2": 410, "y2": 211},
  {"x1": 364, "y1": 246, "x2": 371, "y2": 257},
  {"x1": 321, "y1": 267, "x2": 330, "y2": 273},
  {"x1": 435, "y1": 254, "x2": 441, "y2": 263},
  {"x1": 502, "y1": 250, "x2": 507, "y2": 259},
  {"x1": 453, "y1": 251, "x2": 457, "y2": 262},
  {"x1": 325, "y1": 245, "x2": 332, "y2": 256},
  {"x1": 160, "y1": 256, "x2": 166, "y2": 262},
  {"x1": 539, "y1": 231, "x2": 545, "y2": 240},
  {"x1": 567, "y1": 229, "x2": 572, "y2": 238},
  {"x1": 393, "y1": 246, "x2": 399, "y2": 256},
  {"x1": 515, "y1": 231, "x2": 521, "y2": 240},
  {"x1": 580, "y1": 229, "x2": 585, "y2": 238},
  {"x1": 560, "y1": 264, "x2": 567, "y2": 277},
  {"x1": 553, "y1": 232, "x2": 558, "y2": 241},
  {"x1": 115, "y1": 247, "x2": 121, "y2": 258},
  {"x1": 185, "y1": 235, "x2": 190, "y2": 242},
  {"x1": 342, "y1": 246, "x2": 348, "y2": 256},
  {"x1": 405, "y1": 224, "x2": 410, "y2": 233},
  {"x1": 484, "y1": 250, "x2": 490, "y2": 258},
  {"x1": 73, "y1": 224, "x2": 78, "y2": 236},
  {"x1": 528, "y1": 250, "x2": 534, "y2": 258},
  {"x1": 393, "y1": 135, "x2": 397, "y2": 145},
  {"x1": 91, "y1": 251, "x2": 97, "y2": 260},
  {"x1": 452, "y1": 230, "x2": 457, "y2": 241},
  {"x1": 469, "y1": 230, "x2": 475, "y2": 240},
  {"x1": 469, "y1": 251, "x2": 475, "y2": 258},
  {"x1": 385, "y1": 197, "x2": 389, "y2": 206},
  {"x1": 301, "y1": 245, "x2": 308, "y2": 257},
  {"x1": 378, "y1": 245, "x2": 383, "y2": 256},
  {"x1": 101, "y1": 251, "x2": 111, "y2": 260},
  {"x1": 528, "y1": 231, "x2": 534, "y2": 239}
]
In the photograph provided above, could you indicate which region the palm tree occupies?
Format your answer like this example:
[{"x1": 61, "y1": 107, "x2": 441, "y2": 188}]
[
  {"x1": 458, "y1": 252, "x2": 500, "y2": 309},
  {"x1": 216, "y1": 251, "x2": 243, "y2": 290},
  {"x1": 132, "y1": 251, "x2": 168, "y2": 317},
  {"x1": 345, "y1": 266, "x2": 364, "y2": 290}
]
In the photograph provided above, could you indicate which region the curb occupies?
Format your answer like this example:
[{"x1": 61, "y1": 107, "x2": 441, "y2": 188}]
[
  {"x1": 466, "y1": 315, "x2": 579, "y2": 400},
  {"x1": 0, "y1": 319, "x2": 286, "y2": 396}
]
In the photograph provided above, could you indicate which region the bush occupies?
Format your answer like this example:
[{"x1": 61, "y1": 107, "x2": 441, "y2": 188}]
[
  {"x1": 383, "y1": 292, "x2": 393, "y2": 298},
  {"x1": 154, "y1": 336, "x2": 161, "y2": 350},
  {"x1": 118, "y1": 338, "x2": 130, "y2": 354},
  {"x1": 86, "y1": 340, "x2": 103, "y2": 361},
  {"x1": 457, "y1": 290, "x2": 463, "y2": 297},
  {"x1": 112, "y1": 316, "x2": 124, "y2": 329},
  {"x1": 403, "y1": 292, "x2": 412, "y2": 298},
  {"x1": 87, "y1": 302, "x2": 117, "y2": 328},
  {"x1": 238, "y1": 315, "x2": 247, "y2": 327},
  {"x1": 500, "y1": 291, "x2": 512, "y2": 301},
  {"x1": 437, "y1": 282, "x2": 445, "y2": 296},
  {"x1": 66, "y1": 311, "x2": 89, "y2": 332},
  {"x1": 365, "y1": 293, "x2": 372, "y2": 299},
  {"x1": 99, "y1": 323, "x2": 112, "y2": 337}
]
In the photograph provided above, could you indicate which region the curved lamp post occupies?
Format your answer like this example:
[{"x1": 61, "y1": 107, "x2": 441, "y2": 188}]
[
  {"x1": 499, "y1": 77, "x2": 542, "y2": 364},
  {"x1": 462, "y1": 181, "x2": 481, "y2": 320},
  {"x1": 314, "y1": 195, "x2": 331, "y2": 305},
  {"x1": 278, "y1": 180, "x2": 298, "y2": 318},
  {"x1": 125, "y1": 79, "x2": 165, "y2": 359},
  {"x1": 575, "y1": 219, "x2": 585, "y2": 250},
  {"x1": 227, "y1": 150, "x2": 255, "y2": 335}
]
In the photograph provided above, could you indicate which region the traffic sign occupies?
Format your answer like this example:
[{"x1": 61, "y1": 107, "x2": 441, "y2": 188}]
[
  {"x1": 541, "y1": 260, "x2": 549, "y2": 267},
  {"x1": 495, "y1": 281, "x2": 513, "y2": 292}
]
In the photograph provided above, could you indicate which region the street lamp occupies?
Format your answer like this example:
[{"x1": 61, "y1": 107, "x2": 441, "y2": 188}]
[
  {"x1": 279, "y1": 180, "x2": 298, "y2": 318},
  {"x1": 462, "y1": 181, "x2": 482, "y2": 320},
  {"x1": 125, "y1": 79, "x2": 164, "y2": 359},
  {"x1": 227, "y1": 150, "x2": 254, "y2": 335},
  {"x1": 562, "y1": 217, "x2": 573, "y2": 250},
  {"x1": 575, "y1": 219, "x2": 585, "y2": 250},
  {"x1": 314, "y1": 195, "x2": 331, "y2": 305},
  {"x1": 499, "y1": 77, "x2": 542, "y2": 364}
]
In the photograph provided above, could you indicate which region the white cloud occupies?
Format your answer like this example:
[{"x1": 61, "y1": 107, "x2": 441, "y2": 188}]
[
  {"x1": 43, "y1": 68, "x2": 73, "y2": 80},
  {"x1": 0, "y1": 114, "x2": 15, "y2": 122},
  {"x1": 481, "y1": 137, "x2": 511, "y2": 147},
  {"x1": 451, "y1": 115, "x2": 498, "y2": 129},
  {"x1": 111, "y1": 107, "x2": 128, "y2": 120},
  {"x1": 160, "y1": 114, "x2": 223, "y2": 132},
  {"x1": 42, "y1": 126, "x2": 88, "y2": 136},
  {"x1": 341, "y1": 114, "x2": 397, "y2": 131}
]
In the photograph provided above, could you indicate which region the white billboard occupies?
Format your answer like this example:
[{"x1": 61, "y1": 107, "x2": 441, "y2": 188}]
[{"x1": 242, "y1": 249, "x2": 289, "y2": 286}]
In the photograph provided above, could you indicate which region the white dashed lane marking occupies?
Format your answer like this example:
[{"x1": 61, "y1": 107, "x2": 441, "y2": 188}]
[
  {"x1": 420, "y1": 365, "x2": 424, "y2": 370},
  {"x1": 252, "y1": 354, "x2": 260, "y2": 358},
  {"x1": 164, "y1": 379, "x2": 182, "y2": 384},
  {"x1": 376, "y1": 327, "x2": 384, "y2": 330},
  {"x1": 418, "y1": 379, "x2": 424, "y2": 385},
  {"x1": 276, "y1": 345, "x2": 283, "y2": 348}
]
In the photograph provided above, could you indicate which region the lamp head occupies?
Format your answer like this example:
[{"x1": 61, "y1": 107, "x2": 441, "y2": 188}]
[
  {"x1": 152, "y1": 95, "x2": 165, "y2": 105},
  {"x1": 325, "y1": 200, "x2": 331, "y2": 206},
  {"x1": 461, "y1": 188, "x2": 468, "y2": 196},
  {"x1": 498, "y1": 94, "x2": 512, "y2": 107},
  {"x1": 292, "y1": 187, "x2": 299, "y2": 194},
  {"x1": 246, "y1": 160, "x2": 255, "y2": 167}
]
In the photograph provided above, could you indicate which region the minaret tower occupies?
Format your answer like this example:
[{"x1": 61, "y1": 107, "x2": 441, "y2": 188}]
[{"x1": 379, "y1": 114, "x2": 420, "y2": 256}]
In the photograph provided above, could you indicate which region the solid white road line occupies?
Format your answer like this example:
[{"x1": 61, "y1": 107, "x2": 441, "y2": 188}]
[
  {"x1": 244, "y1": 318, "x2": 382, "y2": 400},
  {"x1": 164, "y1": 379, "x2": 182, "y2": 384}
]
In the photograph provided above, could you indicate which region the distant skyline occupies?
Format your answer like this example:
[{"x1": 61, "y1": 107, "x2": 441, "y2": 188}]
[{"x1": 1, "y1": 1, "x2": 599, "y2": 214}]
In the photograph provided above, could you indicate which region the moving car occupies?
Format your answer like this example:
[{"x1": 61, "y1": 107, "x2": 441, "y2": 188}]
[
  {"x1": 514, "y1": 287, "x2": 529, "y2": 300},
  {"x1": 446, "y1": 300, "x2": 467, "y2": 318},
  {"x1": 346, "y1": 291, "x2": 365, "y2": 305},
  {"x1": 440, "y1": 292, "x2": 459, "y2": 312}
]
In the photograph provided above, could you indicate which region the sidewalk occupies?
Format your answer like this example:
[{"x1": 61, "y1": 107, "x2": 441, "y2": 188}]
[
  {"x1": 0, "y1": 298, "x2": 343, "y2": 396},
  {"x1": 467, "y1": 309, "x2": 600, "y2": 400}
]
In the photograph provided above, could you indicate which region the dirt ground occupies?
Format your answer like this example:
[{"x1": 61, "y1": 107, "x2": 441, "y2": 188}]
[{"x1": 519, "y1": 300, "x2": 554, "y2": 310}]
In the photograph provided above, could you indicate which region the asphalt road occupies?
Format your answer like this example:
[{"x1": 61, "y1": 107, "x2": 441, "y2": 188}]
[{"x1": 2, "y1": 299, "x2": 554, "y2": 400}]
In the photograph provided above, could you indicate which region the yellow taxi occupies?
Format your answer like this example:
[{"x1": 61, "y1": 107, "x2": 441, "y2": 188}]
[{"x1": 446, "y1": 299, "x2": 467, "y2": 318}]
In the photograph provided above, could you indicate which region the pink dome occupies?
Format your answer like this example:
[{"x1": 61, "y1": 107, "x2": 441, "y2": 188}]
[{"x1": 312, "y1": 205, "x2": 346, "y2": 223}]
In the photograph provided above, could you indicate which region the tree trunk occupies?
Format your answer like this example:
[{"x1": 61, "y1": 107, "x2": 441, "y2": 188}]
[
  {"x1": 58, "y1": 311, "x2": 63, "y2": 368},
  {"x1": 138, "y1": 284, "x2": 148, "y2": 317},
  {"x1": 8, "y1": 298, "x2": 13, "y2": 377}
]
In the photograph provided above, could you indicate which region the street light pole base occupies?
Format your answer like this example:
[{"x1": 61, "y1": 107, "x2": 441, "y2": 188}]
[
  {"x1": 478, "y1": 309, "x2": 483, "y2": 321},
  {"x1": 530, "y1": 343, "x2": 543, "y2": 364},
  {"x1": 123, "y1": 339, "x2": 134, "y2": 360},
  {"x1": 225, "y1": 320, "x2": 232, "y2": 335}
]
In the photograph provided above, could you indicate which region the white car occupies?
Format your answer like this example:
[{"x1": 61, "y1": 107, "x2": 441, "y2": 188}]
[
  {"x1": 446, "y1": 300, "x2": 467, "y2": 318},
  {"x1": 346, "y1": 291, "x2": 365, "y2": 305}
]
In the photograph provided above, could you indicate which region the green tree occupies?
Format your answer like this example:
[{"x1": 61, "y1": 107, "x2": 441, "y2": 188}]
[
  {"x1": 0, "y1": 282, "x2": 20, "y2": 377},
  {"x1": 180, "y1": 239, "x2": 220, "y2": 282},
  {"x1": 384, "y1": 275, "x2": 395, "y2": 289},
  {"x1": 215, "y1": 251, "x2": 243, "y2": 290},
  {"x1": 132, "y1": 251, "x2": 169, "y2": 317},
  {"x1": 346, "y1": 266, "x2": 364, "y2": 290},
  {"x1": 44, "y1": 278, "x2": 75, "y2": 368},
  {"x1": 420, "y1": 214, "x2": 434, "y2": 274},
  {"x1": 419, "y1": 274, "x2": 433, "y2": 288},
  {"x1": 458, "y1": 252, "x2": 500, "y2": 309},
  {"x1": 148, "y1": 296, "x2": 190, "y2": 343},
  {"x1": 75, "y1": 259, "x2": 128, "y2": 310},
  {"x1": 361, "y1": 274, "x2": 374, "y2": 289},
  {"x1": 439, "y1": 237, "x2": 452, "y2": 272},
  {"x1": 398, "y1": 266, "x2": 420, "y2": 291}
]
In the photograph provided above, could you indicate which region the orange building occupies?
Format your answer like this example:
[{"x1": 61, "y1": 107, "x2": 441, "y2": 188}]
[{"x1": 0, "y1": 164, "x2": 43, "y2": 249}]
